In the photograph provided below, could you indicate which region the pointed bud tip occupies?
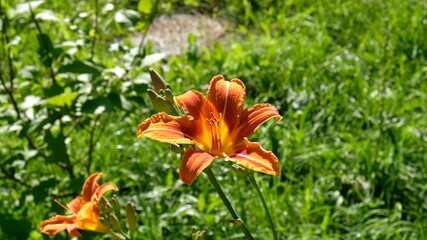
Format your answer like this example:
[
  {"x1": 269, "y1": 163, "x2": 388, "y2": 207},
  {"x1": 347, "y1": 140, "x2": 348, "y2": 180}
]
[
  {"x1": 126, "y1": 202, "x2": 137, "y2": 235},
  {"x1": 149, "y1": 68, "x2": 167, "y2": 93}
]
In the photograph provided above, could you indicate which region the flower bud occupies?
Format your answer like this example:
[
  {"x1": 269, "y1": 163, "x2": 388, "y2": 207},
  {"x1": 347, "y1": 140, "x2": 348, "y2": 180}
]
[
  {"x1": 228, "y1": 218, "x2": 244, "y2": 226},
  {"x1": 126, "y1": 202, "x2": 137, "y2": 237},
  {"x1": 111, "y1": 195, "x2": 121, "y2": 217},
  {"x1": 232, "y1": 164, "x2": 252, "y2": 183},
  {"x1": 149, "y1": 68, "x2": 167, "y2": 93},
  {"x1": 147, "y1": 89, "x2": 165, "y2": 111},
  {"x1": 109, "y1": 213, "x2": 122, "y2": 231},
  {"x1": 101, "y1": 196, "x2": 113, "y2": 214},
  {"x1": 99, "y1": 216, "x2": 111, "y2": 228},
  {"x1": 191, "y1": 226, "x2": 205, "y2": 240},
  {"x1": 147, "y1": 89, "x2": 177, "y2": 115},
  {"x1": 170, "y1": 143, "x2": 185, "y2": 153},
  {"x1": 163, "y1": 88, "x2": 175, "y2": 103}
]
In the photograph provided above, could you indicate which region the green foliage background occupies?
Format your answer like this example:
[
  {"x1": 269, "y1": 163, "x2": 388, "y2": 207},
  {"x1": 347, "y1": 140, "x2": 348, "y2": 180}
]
[{"x1": 1, "y1": 0, "x2": 426, "y2": 239}]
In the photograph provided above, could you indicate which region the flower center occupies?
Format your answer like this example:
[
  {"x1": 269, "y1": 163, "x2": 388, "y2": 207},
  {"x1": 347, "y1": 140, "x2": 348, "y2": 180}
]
[{"x1": 205, "y1": 112, "x2": 223, "y2": 155}]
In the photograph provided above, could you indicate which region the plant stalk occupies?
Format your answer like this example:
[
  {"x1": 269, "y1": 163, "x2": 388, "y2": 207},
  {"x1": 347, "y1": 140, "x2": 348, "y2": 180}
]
[
  {"x1": 249, "y1": 174, "x2": 278, "y2": 240},
  {"x1": 203, "y1": 166, "x2": 254, "y2": 240}
]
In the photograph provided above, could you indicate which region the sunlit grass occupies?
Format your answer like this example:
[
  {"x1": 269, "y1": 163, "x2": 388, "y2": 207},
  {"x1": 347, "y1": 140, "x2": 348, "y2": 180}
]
[{"x1": 0, "y1": 0, "x2": 426, "y2": 239}]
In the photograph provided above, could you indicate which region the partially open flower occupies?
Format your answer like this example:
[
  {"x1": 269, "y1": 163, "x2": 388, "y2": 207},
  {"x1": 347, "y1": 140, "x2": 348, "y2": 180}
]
[{"x1": 40, "y1": 172, "x2": 118, "y2": 237}]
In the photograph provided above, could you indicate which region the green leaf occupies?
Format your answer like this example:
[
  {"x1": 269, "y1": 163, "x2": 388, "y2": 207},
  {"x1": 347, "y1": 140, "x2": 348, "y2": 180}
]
[
  {"x1": 81, "y1": 97, "x2": 114, "y2": 114},
  {"x1": 141, "y1": 53, "x2": 166, "y2": 67},
  {"x1": 9, "y1": 0, "x2": 44, "y2": 17},
  {"x1": 58, "y1": 60, "x2": 101, "y2": 76},
  {"x1": 0, "y1": 214, "x2": 31, "y2": 239},
  {"x1": 21, "y1": 95, "x2": 43, "y2": 109},
  {"x1": 35, "y1": 9, "x2": 61, "y2": 22},
  {"x1": 46, "y1": 92, "x2": 79, "y2": 107},
  {"x1": 37, "y1": 33, "x2": 54, "y2": 67},
  {"x1": 108, "y1": 93, "x2": 133, "y2": 111},
  {"x1": 45, "y1": 130, "x2": 67, "y2": 164},
  {"x1": 114, "y1": 9, "x2": 140, "y2": 27},
  {"x1": 32, "y1": 178, "x2": 57, "y2": 203},
  {"x1": 138, "y1": 0, "x2": 153, "y2": 14}
]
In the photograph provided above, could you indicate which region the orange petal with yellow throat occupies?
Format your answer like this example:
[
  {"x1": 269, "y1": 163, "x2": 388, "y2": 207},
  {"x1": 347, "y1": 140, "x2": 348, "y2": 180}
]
[
  {"x1": 228, "y1": 139, "x2": 280, "y2": 176},
  {"x1": 66, "y1": 196, "x2": 82, "y2": 214},
  {"x1": 179, "y1": 147, "x2": 215, "y2": 185},
  {"x1": 77, "y1": 202, "x2": 108, "y2": 233},
  {"x1": 235, "y1": 103, "x2": 282, "y2": 140},
  {"x1": 137, "y1": 112, "x2": 202, "y2": 147},
  {"x1": 207, "y1": 76, "x2": 246, "y2": 129},
  {"x1": 92, "y1": 183, "x2": 118, "y2": 202},
  {"x1": 40, "y1": 215, "x2": 80, "y2": 236},
  {"x1": 82, "y1": 172, "x2": 103, "y2": 203},
  {"x1": 175, "y1": 90, "x2": 216, "y2": 120}
]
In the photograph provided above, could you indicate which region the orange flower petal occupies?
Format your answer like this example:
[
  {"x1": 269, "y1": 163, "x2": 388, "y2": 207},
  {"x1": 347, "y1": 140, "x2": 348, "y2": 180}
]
[
  {"x1": 77, "y1": 202, "x2": 108, "y2": 233},
  {"x1": 66, "y1": 196, "x2": 82, "y2": 214},
  {"x1": 137, "y1": 112, "x2": 201, "y2": 146},
  {"x1": 82, "y1": 172, "x2": 103, "y2": 203},
  {"x1": 175, "y1": 90, "x2": 215, "y2": 120},
  {"x1": 207, "y1": 76, "x2": 246, "y2": 129},
  {"x1": 179, "y1": 147, "x2": 215, "y2": 185},
  {"x1": 67, "y1": 223, "x2": 81, "y2": 237},
  {"x1": 227, "y1": 140, "x2": 280, "y2": 176},
  {"x1": 40, "y1": 215, "x2": 79, "y2": 236},
  {"x1": 92, "y1": 183, "x2": 118, "y2": 202},
  {"x1": 235, "y1": 103, "x2": 282, "y2": 139}
]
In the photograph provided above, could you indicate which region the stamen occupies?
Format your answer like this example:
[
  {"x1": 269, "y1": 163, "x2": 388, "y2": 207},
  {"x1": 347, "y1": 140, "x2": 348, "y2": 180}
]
[
  {"x1": 206, "y1": 112, "x2": 223, "y2": 153},
  {"x1": 55, "y1": 200, "x2": 71, "y2": 213}
]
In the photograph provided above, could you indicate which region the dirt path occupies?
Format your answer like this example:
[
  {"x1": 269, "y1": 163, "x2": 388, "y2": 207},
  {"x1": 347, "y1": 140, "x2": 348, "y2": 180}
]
[{"x1": 134, "y1": 14, "x2": 227, "y2": 55}]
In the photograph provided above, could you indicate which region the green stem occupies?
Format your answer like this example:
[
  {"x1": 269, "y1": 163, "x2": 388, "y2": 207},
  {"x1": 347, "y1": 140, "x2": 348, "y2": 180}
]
[
  {"x1": 250, "y1": 174, "x2": 278, "y2": 240},
  {"x1": 203, "y1": 166, "x2": 254, "y2": 240}
]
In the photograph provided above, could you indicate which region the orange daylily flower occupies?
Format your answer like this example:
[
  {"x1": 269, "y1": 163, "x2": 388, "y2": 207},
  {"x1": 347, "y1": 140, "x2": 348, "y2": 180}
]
[
  {"x1": 138, "y1": 75, "x2": 282, "y2": 185},
  {"x1": 40, "y1": 172, "x2": 118, "y2": 237}
]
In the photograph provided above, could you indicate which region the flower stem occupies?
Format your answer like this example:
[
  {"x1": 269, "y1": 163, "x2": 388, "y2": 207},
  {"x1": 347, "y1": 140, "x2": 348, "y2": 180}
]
[
  {"x1": 249, "y1": 174, "x2": 278, "y2": 240},
  {"x1": 203, "y1": 166, "x2": 254, "y2": 240}
]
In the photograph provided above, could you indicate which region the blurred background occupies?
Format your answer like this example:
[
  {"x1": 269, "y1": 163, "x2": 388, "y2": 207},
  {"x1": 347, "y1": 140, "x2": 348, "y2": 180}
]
[{"x1": 0, "y1": 0, "x2": 426, "y2": 239}]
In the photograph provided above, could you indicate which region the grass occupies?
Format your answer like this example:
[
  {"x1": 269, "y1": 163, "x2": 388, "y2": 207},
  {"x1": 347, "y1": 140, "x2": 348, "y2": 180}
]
[{"x1": 0, "y1": 0, "x2": 426, "y2": 239}]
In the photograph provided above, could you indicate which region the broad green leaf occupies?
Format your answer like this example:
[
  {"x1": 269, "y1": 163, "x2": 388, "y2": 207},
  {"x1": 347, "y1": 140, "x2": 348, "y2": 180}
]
[
  {"x1": 109, "y1": 93, "x2": 133, "y2": 111},
  {"x1": 36, "y1": 9, "x2": 61, "y2": 22},
  {"x1": 44, "y1": 83, "x2": 64, "y2": 97},
  {"x1": 81, "y1": 97, "x2": 114, "y2": 114},
  {"x1": 45, "y1": 130, "x2": 67, "y2": 164},
  {"x1": 0, "y1": 214, "x2": 31, "y2": 239},
  {"x1": 9, "y1": 0, "x2": 44, "y2": 17},
  {"x1": 32, "y1": 178, "x2": 57, "y2": 203},
  {"x1": 46, "y1": 92, "x2": 79, "y2": 107},
  {"x1": 58, "y1": 60, "x2": 101, "y2": 76},
  {"x1": 114, "y1": 9, "x2": 140, "y2": 26},
  {"x1": 141, "y1": 53, "x2": 166, "y2": 67},
  {"x1": 37, "y1": 33, "x2": 55, "y2": 67},
  {"x1": 138, "y1": 0, "x2": 153, "y2": 14},
  {"x1": 21, "y1": 95, "x2": 42, "y2": 109}
]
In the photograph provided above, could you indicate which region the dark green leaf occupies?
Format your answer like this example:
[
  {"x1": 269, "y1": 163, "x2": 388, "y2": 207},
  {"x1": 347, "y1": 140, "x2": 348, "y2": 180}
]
[
  {"x1": 31, "y1": 177, "x2": 57, "y2": 203},
  {"x1": 37, "y1": 33, "x2": 54, "y2": 67},
  {"x1": 108, "y1": 93, "x2": 133, "y2": 111},
  {"x1": 44, "y1": 130, "x2": 67, "y2": 164},
  {"x1": 81, "y1": 97, "x2": 114, "y2": 114},
  {"x1": 0, "y1": 214, "x2": 31, "y2": 239},
  {"x1": 58, "y1": 60, "x2": 101, "y2": 76}
]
